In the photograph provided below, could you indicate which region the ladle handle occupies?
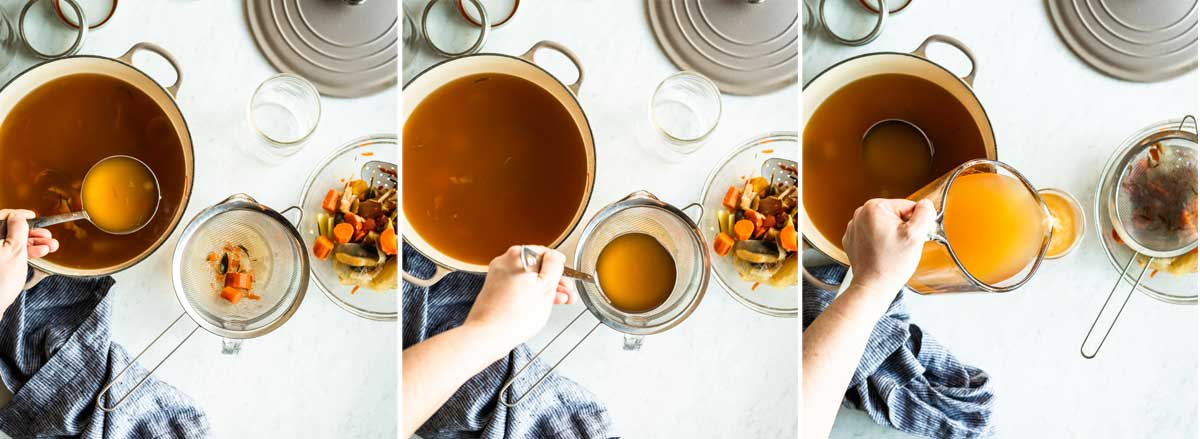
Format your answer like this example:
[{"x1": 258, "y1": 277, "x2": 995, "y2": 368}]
[
  {"x1": 1080, "y1": 254, "x2": 1148, "y2": 359},
  {"x1": 96, "y1": 312, "x2": 200, "y2": 412},
  {"x1": 498, "y1": 308, "x2": 601, "y2": 407},
  {"x1": 520, "y1": 246, "x2": 594, "y2": 283},
  {"x1": 0, "y1": 211, "x2": 88, "y2": 238}
]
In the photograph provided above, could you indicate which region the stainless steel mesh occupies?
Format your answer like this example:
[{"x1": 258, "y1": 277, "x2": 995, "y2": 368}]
[
  {"x1": 1113, "y1": 139, "x2": 1198, "y2": 257},
  {"x1": 573, "y1": 196, "x2": 707, "y2": 336},
  {"x1": 172, "y1": 196, "x2": 308, "y2": 339}
]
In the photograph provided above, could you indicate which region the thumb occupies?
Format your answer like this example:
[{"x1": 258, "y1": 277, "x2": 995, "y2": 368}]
[{"x1": 903, "y1": 199, "x2": 938, "y2": 242}]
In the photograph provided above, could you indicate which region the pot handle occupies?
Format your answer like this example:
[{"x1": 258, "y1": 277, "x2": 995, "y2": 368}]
[
  {"x1": 800, "y1": 240, "x2": 843, "y2": 292},
  {"x1": 118, "y1": 42, "x2": 183, "y2": 97},
  {"x1": 402, "y1": 264, "x2": 452, "y2": 287},
  {"x1": 499, "y1": 308, "x2": 600, "y2": 407},
  {"x1": 96, "y1": 312, "x2": 200, "y2": 412},
  {"x1": 519, "y1": 41, "x2": 585, "y2": 95},
  {"x1": 912, "y1": 34, "x2": 977, "y2": 87}
]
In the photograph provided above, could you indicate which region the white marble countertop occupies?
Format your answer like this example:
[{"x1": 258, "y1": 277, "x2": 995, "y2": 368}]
[
  {"x1": 0, "y1": 2, "x2": 397, "y2": 438},
  {"x1": 805, "y1": 1, "x2": 1197, "y2": 437},
  {"x1": 407, "y1": 0, "x2": 798, "y2": 437}
]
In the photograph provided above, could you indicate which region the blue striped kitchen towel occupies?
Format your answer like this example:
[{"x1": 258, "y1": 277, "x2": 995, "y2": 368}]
[
  {"x1": 403, "y1": 245, "x2": 617, "y2": 439},
  {"x1": 0, "y1": 270, "x2": 209, "y2": 438},
  {"x1": 803, "y1": 265, "x2": 995, "y2": 439}
]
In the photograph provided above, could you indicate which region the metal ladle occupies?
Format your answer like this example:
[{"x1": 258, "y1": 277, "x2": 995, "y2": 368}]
[
  {"x1": 520, "y1": 245, "x2": 595, "y2": 284},
  {"x1": 1, "y1": 155, "x2": 160, "y2": 236},
  {"x1": 862, "y1": 119, "x2": 934, "y2": 188}
]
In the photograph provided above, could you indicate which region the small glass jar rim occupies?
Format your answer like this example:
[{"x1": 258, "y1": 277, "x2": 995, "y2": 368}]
[
  {"x1": 648, "y1": 71, "x2": 722, "y2": 143},
  {"x1": 248, "y1": 72, "x2": 322, "y2": 146}
]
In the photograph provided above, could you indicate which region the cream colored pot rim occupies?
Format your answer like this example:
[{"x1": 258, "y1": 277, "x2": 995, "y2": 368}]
[
  {"x1": 7, "y1": 51, "x2": 194, "y2": 278},
  {"x1": 401, "y1": 49, "x2": 596, "y2": 277}
]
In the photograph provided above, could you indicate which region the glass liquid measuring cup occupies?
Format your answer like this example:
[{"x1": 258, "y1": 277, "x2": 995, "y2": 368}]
[
  {"x1": 903, "y1": 159, "x2": 1054, "y2": 294},
  {"x1": 499, "y1": 191, "x2": 709, "y2": 406}
]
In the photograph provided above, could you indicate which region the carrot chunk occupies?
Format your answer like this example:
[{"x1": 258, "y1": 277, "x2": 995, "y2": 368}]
[
  {"x1": 713, "y1": 232, "x2": 735, "y2": 256},
  {"x1": 733, "y1": 220, "x2": 754, "y2": 241},
  {"x1": 313, "y1": 235, "x2": 335, "y2": 260},
  {"x1": 333, "y1": 223, "x2": 354, "y2": 244},
  {"x1": 321, "y1": 189, "x2": 339, "y2": 213},
  {"x1": 722, "y1": 186, "x2": 741, "y2": 211},
  {"x1": 225, "y1": 272, "x2": 253, "y2": 289},
  {"x1": 379, "y1": 226, "x2": 398, "y2": 255},
  {"x1": 220, "y1": 286, "x2": 242, "y2": 304},
  {"x1": 779, "y1": 224, "x2": 798, "y2": 252}
]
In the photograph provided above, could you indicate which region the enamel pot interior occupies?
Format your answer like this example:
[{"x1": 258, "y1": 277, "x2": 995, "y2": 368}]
[
  {"x1": 401, "y1": 53, "x2": 596, "y2": 275},
  {"x1": 800, "y1": 51, "x2": 997, "y2": 265},
  {"x1": 0, "y1": 54, "x2": 193, "y2": 278}
]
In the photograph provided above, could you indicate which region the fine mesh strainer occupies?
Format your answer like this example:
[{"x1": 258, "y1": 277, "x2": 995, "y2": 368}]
[
  {"x1": 499, "y1": 191, "x2": 709, "y2": 407},
  {"x1": 1082, "y1": 116, "x2": 1198, "y2": 359},
  {"x1": 97, "y1": 193, "x2": 309, "y2": 411}
]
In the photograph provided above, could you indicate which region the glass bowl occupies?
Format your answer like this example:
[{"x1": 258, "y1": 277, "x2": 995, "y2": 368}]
[
  {"x1": 698, "y1": 132, "x2": 798, "y2": 317},
  {"x1": 298, "y1": 134, "x2": 398, "y2": 320},
  {"x1": 1094, "y1": 118, "x2": 1197, "y2": 304}
]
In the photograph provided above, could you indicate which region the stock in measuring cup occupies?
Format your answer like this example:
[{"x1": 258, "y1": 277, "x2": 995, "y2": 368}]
[{"x1": 904, "y1": 159, "x2": 1053, "y2": 294}]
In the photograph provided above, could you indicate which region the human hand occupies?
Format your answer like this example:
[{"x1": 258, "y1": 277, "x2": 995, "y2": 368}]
[
  {"x1": 0, "y1": 210, "x2": 60, "y2": 312},
  {"x1": 842, "y1": 199, "x2": 937, "y2": 294},
  {"x1": 463, "y1": 246, "x2": 577, "y2": 354}
]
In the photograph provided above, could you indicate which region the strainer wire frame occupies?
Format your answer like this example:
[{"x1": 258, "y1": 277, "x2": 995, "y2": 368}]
[
  {"x1": 96, "y1": 194, "x2": 309, "y2": 412},
  {"x1": 497, "y1": 191, "x2": 709, "y2": 408},
  {"x1": 1081, "y1": 115, "x2": 1198, "y2": 359}
]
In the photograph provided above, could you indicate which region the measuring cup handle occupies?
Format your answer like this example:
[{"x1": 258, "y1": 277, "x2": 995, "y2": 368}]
[
  {"x1": 402, "y1": 265, "x2": 452, "y2": 287},
  {"x1": 1080, "y1": 254, "x2": 1148, "y2": 359},
  {"x1": 97, "y1": 313, "x2": 200, "y2": 412},
  {"x1": 499, "y1": 309, "x2": 600, "y2": 407},
  {"x1": 912, "y1": 34, "x2": 978, "y2": 86},
  {"x1": 519, "y1": 41, "x2": 585, "y2": 95},
  {"x1": 118, "y1": 42, "x2": 184, "y2": 97}
]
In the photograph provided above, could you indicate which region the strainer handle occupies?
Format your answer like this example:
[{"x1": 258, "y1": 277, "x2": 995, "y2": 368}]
[
  {"x1": 96, "y1": 313, "x2": 200, "y2": 412},
  {"x1": 498, "y1": 308, "x2": 601, "y2": 407},
  {"x1": 1080, "y1": 254, "x2": 1148, "y2": 359}
]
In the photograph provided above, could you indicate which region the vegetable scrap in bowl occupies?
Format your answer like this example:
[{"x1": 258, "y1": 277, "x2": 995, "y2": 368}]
[
  {"x1": 208, "y1": 242, "x2": 259, "y2": 304},
  {"x1": 712, "y1": 170, "x2": 799, "y2": 288},
  {"x1": 312, "y1": 178, "x2": 398, "y2": 292}
]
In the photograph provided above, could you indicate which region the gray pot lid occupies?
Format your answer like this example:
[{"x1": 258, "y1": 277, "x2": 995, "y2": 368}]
[
  {"x1": 647, "y1": 0, "x2": 798, "y2": 96},
  {"x1": 1048, "y1": 0, "x2": 1198, "y2": 82},
  {"x1": 246, "y1": 0, "x2": 398, "y2": 98}
]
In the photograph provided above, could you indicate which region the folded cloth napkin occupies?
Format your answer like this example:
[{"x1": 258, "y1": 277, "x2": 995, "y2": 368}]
[
  {"x1": 0, "y1": 270, "x2": 209, "y2": 438},
  {"x1": 403, "y1": 245, "x2": 617, "y2": 439},
  {"x1": 802, "y1": 265, "x2": 995, "y2": 439}
]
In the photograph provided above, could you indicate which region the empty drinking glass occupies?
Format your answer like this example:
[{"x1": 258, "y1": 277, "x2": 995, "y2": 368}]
[
  {"x1": 249, "y1": 73, "x2": 321, "y2": 156},
  {"x1": 643, "y1": 71, "x2": 721, "y2": 161}
]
